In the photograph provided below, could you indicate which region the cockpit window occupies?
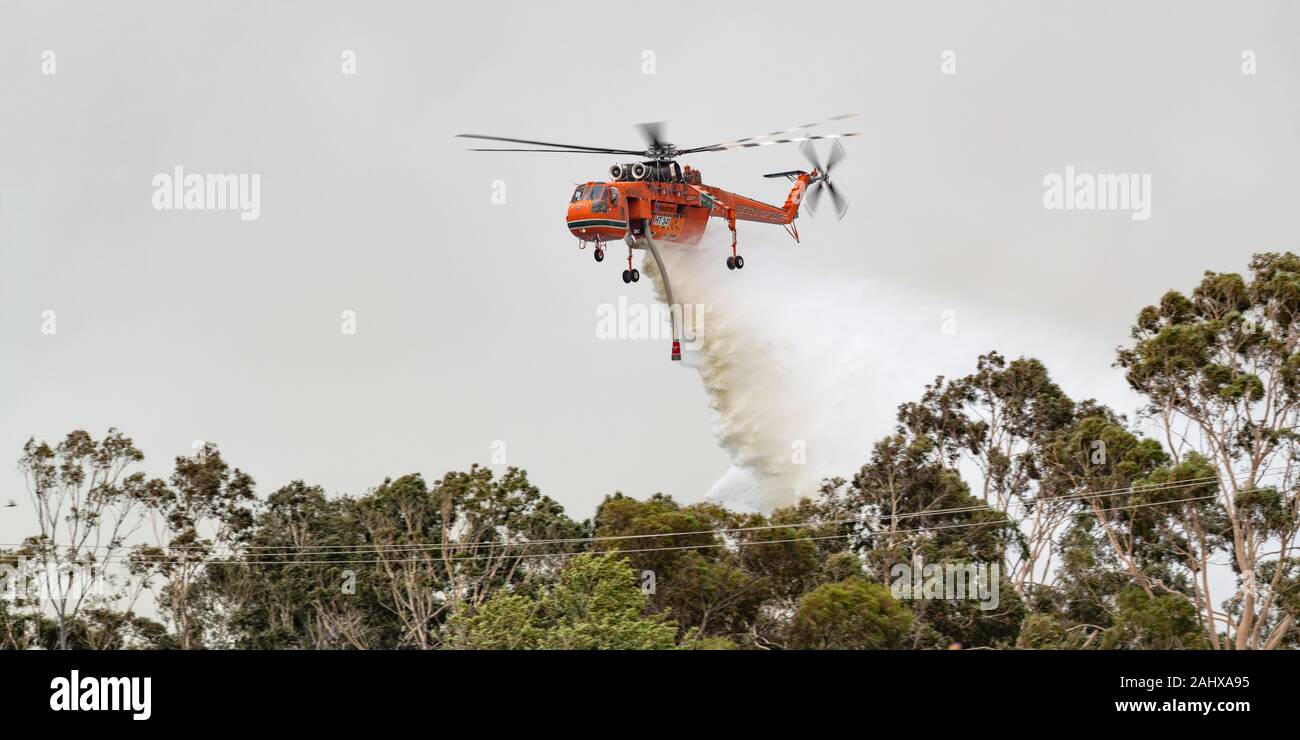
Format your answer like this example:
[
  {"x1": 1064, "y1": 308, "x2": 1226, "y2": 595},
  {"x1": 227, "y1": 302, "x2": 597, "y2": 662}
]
[
  {"x1": 571, "y1": 186, "x2": 587, "y2": 203},
  {"x1": 609, "y1": 187, "x2": 619, "y2": 204},
  {"x1": 589, "y1": 185, "x2": 606, "y2": 202}
]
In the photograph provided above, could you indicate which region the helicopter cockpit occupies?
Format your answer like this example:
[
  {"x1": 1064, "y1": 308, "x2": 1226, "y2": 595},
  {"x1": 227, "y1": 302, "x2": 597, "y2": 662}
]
[{"x1": 570, "y1": 184, "x2": 621, "y2": 213}]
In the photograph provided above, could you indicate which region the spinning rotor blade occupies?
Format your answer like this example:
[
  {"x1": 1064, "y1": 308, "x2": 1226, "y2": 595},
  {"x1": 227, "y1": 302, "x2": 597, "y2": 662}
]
[
  {"x1": 800, "y1": 140, "x2": 825, "y2": 174},
  {"x1": 824, "y1": 138, "x2": 847, "y2": 174},
  {"x1": 801, "y1": 139, "x2": 849, "y2": 219},
  {"x1": 637, "y1": 121, "x2": 667, "y2": 150},
  {"x1": 679, "y1": 113, "x2": 858, "y2": 154},
  {"x1": 683, "y1": 132, "x2": 859, "y2": 154},
  {"x1": 805, "y1": 180, "x2": 824, "y2": 217},
  {"x1": 456, "y1": 133, "x2": 641, "y2": 154},
  {"x1": 803, "y1": 181, "x2": 848, "y2": 220},
  {"x1": 825, "y1": 181, "x2": 849, "y2": 220},
  {"x1": 465, "y1": 148, "x2": 636, "y2": 153}
]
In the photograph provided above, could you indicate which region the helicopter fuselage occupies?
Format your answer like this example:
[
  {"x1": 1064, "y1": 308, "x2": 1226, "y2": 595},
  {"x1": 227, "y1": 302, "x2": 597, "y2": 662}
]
[
  {"x1": 457, "y1": 117, "x2": 854, "y2": 361},
  {"x1": 566, "y1": 163, "x2": 808, "y2": 248}
]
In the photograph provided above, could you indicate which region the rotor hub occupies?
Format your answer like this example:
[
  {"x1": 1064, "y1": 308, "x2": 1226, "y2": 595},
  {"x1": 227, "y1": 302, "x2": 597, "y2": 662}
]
[{"x1": 644, "y1": 143, "x2": 679, "y2": 159}]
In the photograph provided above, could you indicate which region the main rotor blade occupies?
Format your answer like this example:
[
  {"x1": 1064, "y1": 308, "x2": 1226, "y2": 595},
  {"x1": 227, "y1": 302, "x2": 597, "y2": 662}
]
[
  {"x1": 465, "y1": 148, "x2": 631, "y2": 154},
  {"x1": 824, "y1": 138, "x2": 847, "y2": 174},
  {"x1": 456, "y1": 133, "x2": 641, "y2": 154},
  {"x1": 637, "y1": 121, "x2": 667, "y2": 149},
  {"x1": 678, "y1": 113, "x2": 858, "y2": 153},
  {"x1": 682, "y1": 132, "x2": 860, "y2": 155}
]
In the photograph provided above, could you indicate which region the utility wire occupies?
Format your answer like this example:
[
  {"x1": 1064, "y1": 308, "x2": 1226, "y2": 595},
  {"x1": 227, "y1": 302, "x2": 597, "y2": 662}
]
[
  {"x1": 38, "y1": 492, "x2": 1221, "y2": 566},
  {"x1": 232, "y1": 471, "x2": 1244, "y2": 556},
  {"x1": 2, "y1": 465, "x2": 1278, "y2": 557}
]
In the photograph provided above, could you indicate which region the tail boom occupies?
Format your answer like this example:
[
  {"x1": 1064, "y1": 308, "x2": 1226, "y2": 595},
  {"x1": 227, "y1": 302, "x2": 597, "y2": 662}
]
[{"x1": 696, "y1": 179, "x2": 811, "y2": 226}]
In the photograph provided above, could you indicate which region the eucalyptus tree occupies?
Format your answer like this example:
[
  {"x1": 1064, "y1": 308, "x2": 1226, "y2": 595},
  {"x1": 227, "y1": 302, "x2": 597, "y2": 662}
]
[{"x1": 1114, "y1": 252, "x2": 1300, "y2": 649}]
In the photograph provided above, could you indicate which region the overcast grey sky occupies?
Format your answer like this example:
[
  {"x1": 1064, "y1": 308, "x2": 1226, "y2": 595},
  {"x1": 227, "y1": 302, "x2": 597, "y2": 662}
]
[{"x1": 2, "y1": 1, "x2": 1298, "y2": 539}]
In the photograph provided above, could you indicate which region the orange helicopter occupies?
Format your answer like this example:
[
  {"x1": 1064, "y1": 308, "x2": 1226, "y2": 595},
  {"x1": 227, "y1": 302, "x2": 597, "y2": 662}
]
[{"x1": 457, "y1": 115, "x2": 857, "y2": 360}]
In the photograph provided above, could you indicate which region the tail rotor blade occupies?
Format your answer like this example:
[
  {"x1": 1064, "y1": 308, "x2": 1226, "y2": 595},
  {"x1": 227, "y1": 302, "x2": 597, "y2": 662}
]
[
  {"x1": 799, "y1": 140, "x2": 824, "y2": 174},
  {"x1": 805, "y1": 180, "x2": 824, "y2": 217},
  {"x1": 826, "y1": 182, "x2": 849, "y2": 220},
  {"x1": 824, "y1": 138, "x2": 847, "y2": 174}
]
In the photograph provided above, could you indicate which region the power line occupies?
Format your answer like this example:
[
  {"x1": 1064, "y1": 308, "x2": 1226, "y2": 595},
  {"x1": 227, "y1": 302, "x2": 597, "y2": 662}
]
[
  {"x1": 229, "y1": 471, "x2": 1243, "y2": 556},
  {"x1": 2, "y1": 465, "x2": 1278, "y2": 558},
  {"x1": 36, "y1": 492, "x2": 1221, "y2": 566}
]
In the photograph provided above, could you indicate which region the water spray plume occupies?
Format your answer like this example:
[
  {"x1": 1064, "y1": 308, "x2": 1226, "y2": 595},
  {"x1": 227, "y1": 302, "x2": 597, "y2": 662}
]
[{"x1": 640, "y1": 233, "x2": 957, "y2": 511}]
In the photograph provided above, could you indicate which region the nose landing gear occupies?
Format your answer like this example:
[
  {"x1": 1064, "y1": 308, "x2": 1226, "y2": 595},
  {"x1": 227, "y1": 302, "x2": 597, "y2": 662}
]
[{"x1": 584, "y1": 237, "x2": 607, "y2": 263}]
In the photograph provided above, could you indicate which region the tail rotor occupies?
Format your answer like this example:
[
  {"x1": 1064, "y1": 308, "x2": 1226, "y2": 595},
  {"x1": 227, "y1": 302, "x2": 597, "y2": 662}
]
[{"x1": 799, "y1": 139, "x2": 849, "y2": 220}]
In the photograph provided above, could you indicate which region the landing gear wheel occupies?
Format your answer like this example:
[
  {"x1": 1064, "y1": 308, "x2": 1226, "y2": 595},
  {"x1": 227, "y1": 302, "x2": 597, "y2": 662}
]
[
  {"x1": 726, "y1": 256, "x2": 736, "y2": 270},
  {"x1": 622, "y1": 269, "x2": 632, "y2": 284},
  {"x1": 630, "y1": 268, "x2": 640, "y2": 283},
  {"x1": 735, "y1": 255, "x2": 744, "y2": 269},
  {"x1": 594, "y1": 248, "x2": 605, "y2": 262}
]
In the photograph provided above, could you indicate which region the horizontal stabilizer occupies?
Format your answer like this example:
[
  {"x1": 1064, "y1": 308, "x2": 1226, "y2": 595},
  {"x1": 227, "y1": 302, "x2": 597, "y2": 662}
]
[{"x1": 763, "y1": 169, "x2": 807, "y2": 179}]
